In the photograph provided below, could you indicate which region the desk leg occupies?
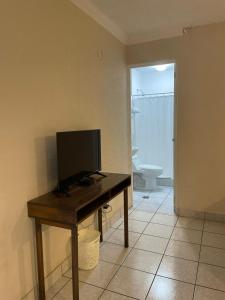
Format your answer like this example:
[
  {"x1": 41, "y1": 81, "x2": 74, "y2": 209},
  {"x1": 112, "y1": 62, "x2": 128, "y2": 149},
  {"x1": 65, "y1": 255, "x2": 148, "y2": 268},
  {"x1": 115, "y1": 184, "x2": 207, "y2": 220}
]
[
  {"x1": 124, "y1": 188, "x2": 129, "y2": 248},
  {"x1": 98, "y1": 208, "x2": 103, "y2": 242},
  {"x1": 35, "y1": 219, "x2": 46, "y2": 300},
  {"x1": 71, "y1": 225, "x2": 79, "y2": 300}
]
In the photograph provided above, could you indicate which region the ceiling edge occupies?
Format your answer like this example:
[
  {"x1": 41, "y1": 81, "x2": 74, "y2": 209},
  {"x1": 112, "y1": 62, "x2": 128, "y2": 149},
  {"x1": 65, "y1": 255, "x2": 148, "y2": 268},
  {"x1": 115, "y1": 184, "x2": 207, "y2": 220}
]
[{"x1": 70, "y1": 0, "x2": 128, "y2": 44}]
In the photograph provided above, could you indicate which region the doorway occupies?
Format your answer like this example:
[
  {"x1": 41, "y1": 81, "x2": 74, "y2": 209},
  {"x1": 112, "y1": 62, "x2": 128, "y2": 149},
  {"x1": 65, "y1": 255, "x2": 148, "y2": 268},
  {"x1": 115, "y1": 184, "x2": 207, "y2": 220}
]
[{"x1": 130, "y1": 63, "x2": 175, "y2": 213}]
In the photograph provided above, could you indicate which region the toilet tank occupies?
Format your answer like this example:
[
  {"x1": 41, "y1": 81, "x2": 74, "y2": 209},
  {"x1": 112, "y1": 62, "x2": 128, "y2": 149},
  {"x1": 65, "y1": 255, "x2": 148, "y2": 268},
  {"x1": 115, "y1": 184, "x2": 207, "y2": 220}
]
[{"x1": 132, "y1": 155, "x2": 141, "y2": 171}]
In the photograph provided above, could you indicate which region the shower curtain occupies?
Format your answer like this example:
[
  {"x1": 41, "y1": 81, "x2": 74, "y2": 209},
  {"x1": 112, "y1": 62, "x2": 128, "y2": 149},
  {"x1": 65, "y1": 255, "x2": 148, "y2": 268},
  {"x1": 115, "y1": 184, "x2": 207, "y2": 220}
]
[{"x1": 132, "y1": 95, "x2": 174, "y2": 179}]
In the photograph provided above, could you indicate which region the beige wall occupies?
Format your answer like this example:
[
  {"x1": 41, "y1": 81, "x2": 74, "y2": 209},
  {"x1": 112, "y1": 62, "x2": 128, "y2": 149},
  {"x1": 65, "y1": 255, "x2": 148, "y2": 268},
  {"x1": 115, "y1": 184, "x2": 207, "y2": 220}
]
[
  {"x1": 127, "y1": 22, "x2": 225, "y2": 216},
  {"x1": 0, "y1": 1, "x2": 129, "y2": 299}
]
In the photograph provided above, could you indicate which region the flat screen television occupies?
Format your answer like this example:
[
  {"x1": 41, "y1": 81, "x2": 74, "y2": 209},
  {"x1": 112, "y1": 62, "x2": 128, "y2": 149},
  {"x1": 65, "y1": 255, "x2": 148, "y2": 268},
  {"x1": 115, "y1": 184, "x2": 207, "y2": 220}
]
[{"x1": 56, "y1": 129, "x2": 101, "y2": 190}]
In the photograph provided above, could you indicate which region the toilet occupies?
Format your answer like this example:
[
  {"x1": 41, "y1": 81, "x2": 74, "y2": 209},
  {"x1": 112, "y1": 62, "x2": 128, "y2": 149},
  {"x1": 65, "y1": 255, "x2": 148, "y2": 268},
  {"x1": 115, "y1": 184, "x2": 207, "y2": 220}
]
[{"x1": 132, "y1": 148, "x2": 163, "y2": 191}]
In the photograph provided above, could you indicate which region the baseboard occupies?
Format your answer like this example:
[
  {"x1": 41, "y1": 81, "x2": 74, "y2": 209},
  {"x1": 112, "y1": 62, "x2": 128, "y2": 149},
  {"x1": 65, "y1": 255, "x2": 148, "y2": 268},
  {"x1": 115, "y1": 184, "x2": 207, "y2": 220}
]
[{"x1": 175, "y1": 206, "x2": 225, "y2": 223}]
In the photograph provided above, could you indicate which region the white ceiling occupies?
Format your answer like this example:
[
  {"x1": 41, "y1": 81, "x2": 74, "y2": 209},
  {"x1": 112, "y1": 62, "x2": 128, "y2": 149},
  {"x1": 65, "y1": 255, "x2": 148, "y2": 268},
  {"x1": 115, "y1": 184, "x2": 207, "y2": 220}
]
[{"x1": 71, "y1": 0, "x2": 225, "y2": 44}]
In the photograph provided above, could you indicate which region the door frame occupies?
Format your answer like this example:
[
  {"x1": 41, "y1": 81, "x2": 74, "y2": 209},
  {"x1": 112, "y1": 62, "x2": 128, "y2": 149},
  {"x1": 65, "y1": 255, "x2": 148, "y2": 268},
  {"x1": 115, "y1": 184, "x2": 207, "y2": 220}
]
[{"x1": 127, "y1": 60, "x2": 178, "y2": 208}]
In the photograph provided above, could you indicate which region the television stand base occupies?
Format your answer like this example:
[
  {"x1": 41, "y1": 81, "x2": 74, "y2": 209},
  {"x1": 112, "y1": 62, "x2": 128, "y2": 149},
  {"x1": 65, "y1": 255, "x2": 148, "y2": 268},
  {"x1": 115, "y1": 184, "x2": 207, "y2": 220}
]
[{"x1": 93, "y1": 171, "x2": 107, "y2": 178}]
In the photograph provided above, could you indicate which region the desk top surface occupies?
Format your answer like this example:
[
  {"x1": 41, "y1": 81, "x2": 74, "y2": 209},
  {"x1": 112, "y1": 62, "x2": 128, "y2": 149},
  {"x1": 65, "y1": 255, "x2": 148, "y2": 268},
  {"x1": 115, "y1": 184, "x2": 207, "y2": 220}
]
[{"x1": 27, "y1": 173, "x2": 131, "y2": 213}]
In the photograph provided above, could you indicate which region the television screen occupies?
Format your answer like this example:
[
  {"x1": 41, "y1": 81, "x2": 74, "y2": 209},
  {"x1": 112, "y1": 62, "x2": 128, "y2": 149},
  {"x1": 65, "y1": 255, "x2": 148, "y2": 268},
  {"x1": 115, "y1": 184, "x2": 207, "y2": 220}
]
[{"x1": 56, "y1": 129, "x2": 101, "y2": 187}]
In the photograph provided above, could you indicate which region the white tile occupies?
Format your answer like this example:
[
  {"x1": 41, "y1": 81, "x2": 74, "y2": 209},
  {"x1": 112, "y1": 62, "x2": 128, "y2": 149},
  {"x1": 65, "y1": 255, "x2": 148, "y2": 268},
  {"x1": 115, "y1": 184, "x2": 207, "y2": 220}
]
[
  {"x1": 129, "y1": 209, "x2": 154, "y2": 222},
  {"x1": 46, "y1": 276, "x2": 70, "y2": 299},
  {"x1": 202, "y1": 232, "x2": 225, "y2": 249},
  {"x1": 176, "y1": 217, "x2": 204, "y2": 231},
  {"x1": 135, "y1": 234, "x2": 168, "y2": 254},
  {"x1": 157, "y1": 255, "x2": 198, "y2": 284},
  {"x1": 158, "y1": 205, "x2": 176, "y2": 216},
  {"x1": 123, "y1": 248, "x2": 162, "y2": 274},
  {"x1": 106, "y1": 229, "x2": 140, "y2": 247},
  {"x1": 136, "y1": 202, "x2": 159, "y2": 213},
  {"x1": 61, "y1": 256, "x2": 72, "y2": 274},
  {"x1": 200, "y1": 246, "x2": 225, "y2": 267},
  {"x1": 103, "y1": 227, "x2": 116, "y2": 241},
  {"x1": 144, "y1": 223, "x2": 174, "y2": 238},
  {"x1": 165, "y1": 240, "x2": 200, "y2": 261},
  {"x1": 108, "y1": 266, "x2": 154, "y2": 300},
  {"x1": 100, "y1": 290, "x2": 132, "y2": 299},
  {"x1": 100, "y1": 242, "x2": 131, "y2": 265},
  {"x1": 194, "y1": 286, "x2": 225, "y2": 300},
  {"x1": 79, "y1": 261, "x2": 119, "y2": 288},
  {"x1": 119, "y1": 219, "x2": 148, "y2": 233},
  {"x1": 111, "y1": 217, "x2": 124, "y2": 229},
  {"x1": 171, "y1": 228, "x2": 202, "y2": 244},
  {"x1": 45, "y1": 265, "x2": 62, "y2": 290},
  {"x1": 147, "y1": 276, "x2": 194, "y2": 300},
  {"x1": 151, "y1": 214, "x2": 178, "y2": 226},
  {"x1": 196, "y1": 263, "x2": 225, "y2": 291},
  {"x1": 204, "y1": 221, "x2": 225, "y2": 235},
  {"x1": 53, "y1": 281, "x2": 103, "y2": 300}
]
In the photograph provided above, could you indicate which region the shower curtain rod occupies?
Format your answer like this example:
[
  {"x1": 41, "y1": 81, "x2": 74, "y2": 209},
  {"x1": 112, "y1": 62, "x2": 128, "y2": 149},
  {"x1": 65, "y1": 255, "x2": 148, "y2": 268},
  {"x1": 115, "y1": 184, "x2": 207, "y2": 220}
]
[{"x1": 132, "y1": 92, "x2": 174, "y2": 98}]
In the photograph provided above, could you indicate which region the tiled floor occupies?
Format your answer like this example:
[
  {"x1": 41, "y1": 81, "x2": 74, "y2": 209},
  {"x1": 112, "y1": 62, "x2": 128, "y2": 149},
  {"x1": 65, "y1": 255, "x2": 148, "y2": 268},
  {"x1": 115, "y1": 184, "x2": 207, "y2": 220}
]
[{"x1": 48, "y1": 187, "x2": 225, "y2": 300}]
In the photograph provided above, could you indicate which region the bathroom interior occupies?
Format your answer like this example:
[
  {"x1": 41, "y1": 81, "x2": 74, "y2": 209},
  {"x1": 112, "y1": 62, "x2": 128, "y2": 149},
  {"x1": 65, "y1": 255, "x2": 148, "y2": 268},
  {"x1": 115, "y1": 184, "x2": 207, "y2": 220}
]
[{"x1": 131, "y1": 63, "x2": 175, "y2": 210}]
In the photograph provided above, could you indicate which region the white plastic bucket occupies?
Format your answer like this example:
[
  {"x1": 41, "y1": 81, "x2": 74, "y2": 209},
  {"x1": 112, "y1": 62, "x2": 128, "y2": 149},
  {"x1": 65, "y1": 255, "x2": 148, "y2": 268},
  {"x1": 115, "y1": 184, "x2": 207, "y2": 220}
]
[{"x1": 78, "y1": 228, "x2": 100, "y2": 270}]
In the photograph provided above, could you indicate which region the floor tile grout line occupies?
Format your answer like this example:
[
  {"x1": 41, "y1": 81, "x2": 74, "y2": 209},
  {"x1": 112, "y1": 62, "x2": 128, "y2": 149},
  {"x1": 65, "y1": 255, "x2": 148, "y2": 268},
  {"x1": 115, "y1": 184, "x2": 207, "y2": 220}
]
[
  {"x1": 50, "y1": 276, "x2": 71, "y2": 299},
  {"x1": 144, "y1": 194, "x2": 178, "y2": 299},
  {"x1": 145, "y1": 207, "x2": 178, "y2": 300},
  {"x1": 100, "y1": 191, "x2": 169, "y2": 299},
  {"x1": 192, "y1": 216, "x2": 205, "y2": 300}
]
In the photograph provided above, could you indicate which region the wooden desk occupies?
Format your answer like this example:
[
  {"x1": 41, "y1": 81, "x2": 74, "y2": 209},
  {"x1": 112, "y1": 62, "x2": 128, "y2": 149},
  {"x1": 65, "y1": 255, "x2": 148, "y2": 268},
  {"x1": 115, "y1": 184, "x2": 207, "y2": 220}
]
[{"x1": 27, "y1": 173, "x2": 131, "y2": 300}]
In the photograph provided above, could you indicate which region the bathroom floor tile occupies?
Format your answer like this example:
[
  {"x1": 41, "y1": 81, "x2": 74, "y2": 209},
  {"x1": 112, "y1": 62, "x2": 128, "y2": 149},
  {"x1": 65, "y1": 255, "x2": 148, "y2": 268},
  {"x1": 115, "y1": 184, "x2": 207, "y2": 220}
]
[
  {"x1": 108, "y1": 266, "x2": 154, "y2": 300},
  {"x1": 157, "y1": 255, "x2": 198, "y2": 284},
  {"x1": 193, "y1": 286, "x2": 225, "y2": 300},
  {"x1": 165, "y1": 240, "x2": 201, "y2": 261},
  {"x1": 103, "y1": 227, "x2": 116, "y2": 241},
  {"x1": 147, "y1": 276, "x2": 194, "y2": 300},
  {"x1": 151, "y1": 214, "x2": 178, "y2": 226},
  {"x1": 157, "y1": 204, "x2": 176, "y2": 216},
  {"x1": 200, "y1": 246, "x2": 225, "y2": 267},
  {"x1": 136, "y1": 202, "x2": 159, "y2": 213},
  {"x1": 171, "y1": 228, "x2": 202, "y2": 244},
  {"x1": 134, "y1": 234, "x2": 168, "y2": 254},
  {"x1": 144, "y1": 223, "x2": 174, "y2": 238},
  {"x1": 119, "y1": 219, "x2": 148, "y2": 233},
  {"x1": 100, "y1": 242, "x2": 131, "y2": 265},
  {"x1": 202, "y1": 232, "x2": 225, "y2": 249},
  {"x1": 79, "y1": 260, "x2": 119, "y2": 288},
  {"x1": 176, "y1": 217, "x2": 204, "y2": 231},
  {"x1": 196, "y1": 263, "x2": 225, "y2": 291},
  {"x1": 100, "y1": 290, "x2": 133, "y2": 299},
  {"x1": 123, "y1": 248, "x2": 162, "y2": 274},
  {"x1": 204, "y1": 221, "x2": 225, "y2": 235},
  {"x1": 53, "y1": 281, "x2": 103, "y2": 300},
  {"x1": 129, "y1": 209, "x2": 154, "y2": 222},
  {"x1": 106, "y1": 229, "x2": 141, "y2": 247}
]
